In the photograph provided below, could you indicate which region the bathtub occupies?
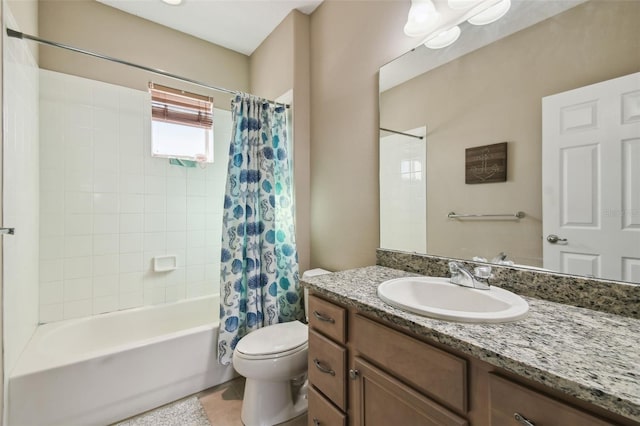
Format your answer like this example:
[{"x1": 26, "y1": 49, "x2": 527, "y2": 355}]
[{"x1": 8, "y1": 295, "x2": 235, "y2": 426}]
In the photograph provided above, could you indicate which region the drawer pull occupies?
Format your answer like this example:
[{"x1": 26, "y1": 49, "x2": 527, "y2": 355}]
[
  {"x1": 313, "y1": 311, "x2": 335, "y2": 323},
  {"x1": 313, "y1": 358, "x2": 336, "y2": 376},
  {"x1": 514, "y1": 413, "x2": 535, "y2": 426},
  {"x1": 349, "y1": 369, "x2": 360, "y2": 380},
  {"x1": 313, "y1": 418, "x2": 321, "y2": 426}
]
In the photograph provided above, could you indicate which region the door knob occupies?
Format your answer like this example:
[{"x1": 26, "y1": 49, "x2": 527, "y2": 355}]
[{"x1": 546, "y1": 234, "x2": 567, "y2": 244}]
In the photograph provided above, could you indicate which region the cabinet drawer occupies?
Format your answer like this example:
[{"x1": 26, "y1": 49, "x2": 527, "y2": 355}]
[
  {"x1": 352, "y1": 314, "x2": 468, "y2": 414},
  {"x1": 352, "y1": 357, "x2": 468, "y2": 426},
  {"x1": 308, "y1": 329, "x2": 347, "y2": 411},
  {"x1": 308, "y1": 386, "x2": 346, "y2": 426},
  {"x1": 308, "y1": 295, "x2": 346, "y2": 344},
  {"x1": 489, "y1": 374, "x2": 612, "y2": 426}
]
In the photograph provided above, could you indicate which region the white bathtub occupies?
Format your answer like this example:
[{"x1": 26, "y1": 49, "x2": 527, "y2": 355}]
[{"x1": 8, "y1": 295, "x2": 235, "y2": 426}]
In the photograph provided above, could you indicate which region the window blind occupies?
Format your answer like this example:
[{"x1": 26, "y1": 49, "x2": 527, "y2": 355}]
[{"x1": 149, "y1": 83, "x2": 214, "y2": 129}]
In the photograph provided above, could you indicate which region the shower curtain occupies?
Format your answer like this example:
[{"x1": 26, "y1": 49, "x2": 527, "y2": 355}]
[{"x1": 217, "y1": 94, "x2": 303, "y2": 365}]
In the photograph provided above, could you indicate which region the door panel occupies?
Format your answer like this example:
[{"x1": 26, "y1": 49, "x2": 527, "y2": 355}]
[{"x1": 542, "y1": 72, "x2": 640, "y2": 281}]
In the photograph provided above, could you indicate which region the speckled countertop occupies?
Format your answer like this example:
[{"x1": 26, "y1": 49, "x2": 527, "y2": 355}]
[{"x1": 302, "y1": 266, "x2": 640, "y2": 423}]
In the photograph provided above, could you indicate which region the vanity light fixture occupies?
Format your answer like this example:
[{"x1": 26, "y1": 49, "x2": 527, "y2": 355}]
[
  {"x1": 161, "y1": 0, "x2": 183, "y2": 5},
  {"x1": 405, "y1": 0, "x2": 511, "y2": 49},
  {"x1": 424, "y1": 26, "x2": 461, "y2": 49},
  {"x1": 468, "y1": 0, "x2": 511, "y2": 25},
  {"x1": 404, "y1": 0, "x2": 440, "y2": 38}
]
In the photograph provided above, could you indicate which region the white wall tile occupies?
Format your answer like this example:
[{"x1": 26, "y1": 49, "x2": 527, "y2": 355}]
[
  {"x1": 39, "y1": 71, "x2": 230, "y2": 323},
  {"x1": 93, "y1": 254, "x2": 119, "y2": 277},
  {"x1": 63, "y1": 277, "x2": 92, "y2": 302},
  {"x1": 144, "y1": 232, "x2": 166, "y2": 252},
  {"x1": 66, "y1": 192, "x2": 93, "y2": 214},
  {"x1": 40, "y1": 236, "x2": 63, "y2": 260},
  {"x1": 120, "y1": 233, "x2": 143, "y2": 253},
  {"x1": 120, "y1": 214, "x2": 143, "y2": 233},
  {"x1": 93, "y1": 234, "x2": 119, "y2": 255},
  {"x1": 120, "y1": 252, "x2": 143, "y2": 273},
  {"x1": 40, "y1": 303, "x2": 64, "y2": 323},
  {"x1": 40, "y1": 259, "x2": 64, "y2": 283},
  {"x1": 119, "y1": 291, "x2": 143, "y2": 310},
  {"x1": 93, "y1": 275, "x2": 119, "y2": 297},
  {"x1": 94, "y1": 172, "x2": 119, "y2": 193},
  {"x1": 64, "y1": 299, "x2": 93, "y2": 320},
  {"x1": 94, "y1": 214, "x2": 119, "y2": 234},
  {"x1": 119, "y1": 272, "x2": 144, "y2": 293},
  {"x1": 65, "y1": 235, "x2": 93, "y2": 258},
  {"x1": 93, "y1": 193, "x2": 119, "y2": 214},
  {"x1": 64, "y1": 257, "x2": 92, "y2": 280},
  {"x1": 93, "y1": 295, "x2": 119, "y2": 315},
  {"x1": 40, "y1": 281, "x2": 63, "y2": 305},
  {"x1": 120, "y1": 174, "x2": 145, "y2": 194}
]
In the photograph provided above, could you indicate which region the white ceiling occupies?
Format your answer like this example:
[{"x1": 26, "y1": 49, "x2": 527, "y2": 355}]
[{"x1": 97, "y1": 0, "x2": 323, "y2": 56}]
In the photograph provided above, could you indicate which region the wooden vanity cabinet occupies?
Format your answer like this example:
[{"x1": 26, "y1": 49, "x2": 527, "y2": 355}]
[
  {"x1": 307, "y1": 294, "x2": 349, "y2": 425},
  {"x1": 306, "y1": 292, "x2": 636, "y2": 426}
]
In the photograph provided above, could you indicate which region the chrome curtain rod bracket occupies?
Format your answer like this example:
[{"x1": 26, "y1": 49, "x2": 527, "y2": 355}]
[
  {"x1": 380, "y1": 127, "x2": 424, "y2": 140},
  {"x1": 448, "y1": 211, "x2": 525, "y2": 219},
  {"x1": 5, "y1": 28, "x2": 290, "y2": 109}
]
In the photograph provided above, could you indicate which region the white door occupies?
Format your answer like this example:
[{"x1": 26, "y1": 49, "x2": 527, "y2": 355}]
[{"x1": 542, "y1": 72, "x2": 640, "y2": 282}]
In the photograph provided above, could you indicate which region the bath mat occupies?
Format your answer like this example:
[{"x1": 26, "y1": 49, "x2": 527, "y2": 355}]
[{"x1": 114, "y1": 397, "x2": 211, "y2": 426}]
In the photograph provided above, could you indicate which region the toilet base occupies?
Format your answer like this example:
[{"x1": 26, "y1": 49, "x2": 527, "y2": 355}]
[{"x1": 240, "y1": 378, "x2": 308, "y2": 426}]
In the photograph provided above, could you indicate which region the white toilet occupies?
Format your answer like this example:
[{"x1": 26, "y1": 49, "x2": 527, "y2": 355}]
[{"x1": 232, "y1": 268, "x2": 330, "y2": 426}]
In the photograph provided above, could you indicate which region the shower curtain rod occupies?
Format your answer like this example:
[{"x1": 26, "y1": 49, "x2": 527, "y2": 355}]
[
  {"x1": 6, "y1": 28, "x2": 290, "y2": 108},
  {"x1": 379, "y1": 127, "x2": 424, "y2": 140}
]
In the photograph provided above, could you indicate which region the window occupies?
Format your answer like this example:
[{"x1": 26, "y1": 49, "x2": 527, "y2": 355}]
[{"x1": 149, "y1": 83, "x2": 214, "y2": 162}]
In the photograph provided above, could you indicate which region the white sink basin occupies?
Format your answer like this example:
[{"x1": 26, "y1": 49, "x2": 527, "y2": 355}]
[{"x1": 377, "y1": 277, "x2": 529, "y2": 323}]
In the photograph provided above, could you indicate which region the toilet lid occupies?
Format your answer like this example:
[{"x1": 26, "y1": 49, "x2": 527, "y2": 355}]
[{"x1": 235, "y1": 321, "x2": 308, "y2": 357}]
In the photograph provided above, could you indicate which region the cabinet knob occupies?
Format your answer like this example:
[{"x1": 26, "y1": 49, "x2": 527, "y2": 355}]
[
  {"x1": 514, "y1": 413, "x2": 535, "y2": 426},
  {"x1": 349, "y1": 369, "x2": 360, "y2": 380},
  {"x1": 313, "y1": 417, "x2": 321, "y2": 426}
]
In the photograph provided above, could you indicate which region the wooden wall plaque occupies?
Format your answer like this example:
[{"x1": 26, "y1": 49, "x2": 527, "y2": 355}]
[{"x1": 465, "y1": 142, "x2": 507, "y2": 184}]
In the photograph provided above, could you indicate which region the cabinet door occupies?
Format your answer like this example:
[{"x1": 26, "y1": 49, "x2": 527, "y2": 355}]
[
  {"x1": 352, "y1": 357, "x2": 468, "y2": 426},
  {"x1": 489, "y1": 374, "x2": 613, "y2": 426}
]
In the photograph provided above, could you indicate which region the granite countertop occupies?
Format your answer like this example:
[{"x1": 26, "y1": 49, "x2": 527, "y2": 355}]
[{"x1": 302, "y1": 265, "x2": 640, "y2": 422}]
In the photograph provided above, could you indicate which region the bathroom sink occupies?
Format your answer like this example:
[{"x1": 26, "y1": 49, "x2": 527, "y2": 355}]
[{"x1": 377, "y1": 277, "x2": 529, "y2": 323}]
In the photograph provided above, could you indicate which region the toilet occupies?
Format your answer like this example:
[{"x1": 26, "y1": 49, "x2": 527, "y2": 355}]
[{"x1": 232, "y1": 268, "x2": 330, "y2": 426}]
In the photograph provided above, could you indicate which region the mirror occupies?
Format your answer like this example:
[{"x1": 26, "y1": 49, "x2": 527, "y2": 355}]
[{"x1": 379, "y1": 0, "x2": 640, "y2": 283}]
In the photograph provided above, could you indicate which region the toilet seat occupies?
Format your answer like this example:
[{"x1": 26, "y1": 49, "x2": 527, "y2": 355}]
[{"x1": 235, "y1": 321, "x2": 308, "y2": 360}]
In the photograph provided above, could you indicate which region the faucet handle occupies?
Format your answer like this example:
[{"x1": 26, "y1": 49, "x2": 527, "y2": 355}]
[{"x1": 474, "y1": 266, "x2": 492, "y2": 279}]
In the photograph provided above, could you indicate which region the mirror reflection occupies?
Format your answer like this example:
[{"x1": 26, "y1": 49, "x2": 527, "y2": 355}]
[{"x1": 379, "y1": 0, "x2": 640, "y2": 283}]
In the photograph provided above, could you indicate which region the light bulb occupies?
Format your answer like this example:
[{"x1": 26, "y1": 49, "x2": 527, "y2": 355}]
[
  {"x1": 404, "y1": 0, "x2": 440, "y2": 37},
  {"x1": 424, "y1": 26, "x2": 461, "y2": 49},
  {"x1": 447, "y1": 0, "x2": 481, "y2": 10},
  {"x1": 468, "y1": 0, "x2": 511, "y2": 25}
]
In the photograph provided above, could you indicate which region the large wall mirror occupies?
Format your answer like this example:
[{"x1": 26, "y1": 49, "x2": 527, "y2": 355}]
[{"x1": 379, "y1": 0, "x2": 640, "y2": 284}]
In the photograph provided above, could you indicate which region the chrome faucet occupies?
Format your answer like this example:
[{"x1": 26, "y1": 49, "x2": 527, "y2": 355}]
[{"x1": 448, "y1": 261, "x2": 491, "y2": 290}]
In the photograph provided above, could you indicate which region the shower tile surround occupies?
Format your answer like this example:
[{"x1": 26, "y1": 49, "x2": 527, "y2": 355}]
[
  {"x1": 38, "y1": 70, "x2": 230, "y2": 322},
  {"x1": 302, "y1": 255, "x2": 640, "y2": 422}
]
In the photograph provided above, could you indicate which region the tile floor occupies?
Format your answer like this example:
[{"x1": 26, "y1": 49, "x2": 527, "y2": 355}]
[{"x1": 116, "y1": 378, "x2": 307, "y2": 426}]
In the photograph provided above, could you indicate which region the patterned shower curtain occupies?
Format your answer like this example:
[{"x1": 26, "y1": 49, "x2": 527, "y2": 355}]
[{"x1": 217, "y1": 94, "x2": 303, "y2": 365}]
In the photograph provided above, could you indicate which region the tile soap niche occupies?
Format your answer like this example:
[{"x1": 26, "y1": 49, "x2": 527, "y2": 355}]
[{"x1": 154, "y1": 255, "x2": 178, "y2": 272}]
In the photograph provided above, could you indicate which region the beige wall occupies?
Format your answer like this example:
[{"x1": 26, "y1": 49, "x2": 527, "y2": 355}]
[
  {"x1": 309, "y1": 0, "x2": 415, "y2": 271},
  {"x1": 380, "y1": 1, "x2": 640, "y2": 266},
  {"x1": 6, "y1": 0, "x2": 38, "y2": 59},
  {"x1": 250, "y1": 11, "x2": 312, "y2": 273},
  {"x1": 38, "y1": 0, "x2": 249, "y2": 106}
]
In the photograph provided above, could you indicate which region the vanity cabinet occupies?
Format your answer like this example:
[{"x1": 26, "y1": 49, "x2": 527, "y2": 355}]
[
  {"x1": 306, "y1": 292, "x2": 634, "y2": 426},
  {"x1": 307, "y1": 295, "x2": 348, "y2": 425}
]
